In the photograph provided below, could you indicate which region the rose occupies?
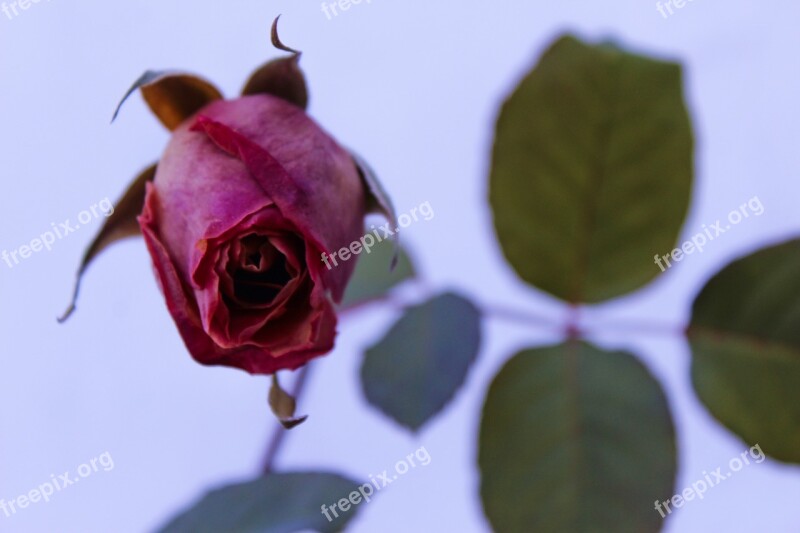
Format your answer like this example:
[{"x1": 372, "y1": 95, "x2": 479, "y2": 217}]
[
  {"x1": 60, "y1": 22, "x2": 391, "y2": 376},
  {"x1": 138, "y1": 94, "x2": 367, "y2": 374}
]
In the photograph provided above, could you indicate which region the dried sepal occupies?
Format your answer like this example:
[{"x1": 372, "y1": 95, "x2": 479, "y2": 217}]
[
  {"x1": 351, "y1": 151, "x2": 399, "y2": 268},
  {"x1": 58, "y1": 163, "x2": 157, "y2": 322},
  {"x1": 270, "y1": 15, "x2": 301, "y2": 55},
  {"x1": 241, "y1": 16, "x2": 308, "y2": 109},
  {"x1": 113, "y1": 71, "x2": 223, "y2": 130},
  {"x1": 268, "y1": 374, "x2": 308, "y2": 429}
]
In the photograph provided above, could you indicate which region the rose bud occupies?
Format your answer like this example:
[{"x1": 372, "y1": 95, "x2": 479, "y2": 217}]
[
  {"x1": 139, "y1": 95, "x2": 366, "y2": 374},
  {"x1": 59, "y1": 19, "x2": 395, "y2": 376}
]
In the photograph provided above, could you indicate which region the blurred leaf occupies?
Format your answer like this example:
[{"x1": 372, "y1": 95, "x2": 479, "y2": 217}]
[
  {"x1": 479, "y1": 341, "x2": 676, "y2": 533},
  {"x1": 689, "y1": 238, "x2": 800, "y2": 462},
  {"x1": 113, "y1": 70, "x2": 223, "y2": 130},
  {"x1": 489, "y1": 35, "x2": 693, "y2": 303},
  {"x1": 339, "y1": 239, "x2": 415, "y2": 309},
  {"x1": 58, "y1": 163, "x2": 157, "y2": 322},
  {"x1": 361, "y1": 292, "x2": 481, "y2": 431},
  {"x1": 158, "y1": 472, "x2": 362, "y2": 533}
]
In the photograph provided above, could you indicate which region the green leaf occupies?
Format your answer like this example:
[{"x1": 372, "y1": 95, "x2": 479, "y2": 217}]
[
  {"x1": 479, "y1": 341, "x2": 676, "y2": 533},
  {"x1": 158, "y1": 472, "x2": 363, "y2": 533},
  {"x1": 489, "y1": 34, "x2": 693, "y2": 303},
  {"x1": 361, "y1": 292, "x2": 481, "y2": 431},
  {"x1": 689, "y1": 238, "x2": 800, "y2": 462},
  {"x1": 339, "y1": 239, "x2": 415, "y2": 309}
]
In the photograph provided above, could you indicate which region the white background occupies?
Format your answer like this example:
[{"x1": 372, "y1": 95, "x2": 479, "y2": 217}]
[{"x1": 1, "y1": 1, "x2": 799, "y2": 531}]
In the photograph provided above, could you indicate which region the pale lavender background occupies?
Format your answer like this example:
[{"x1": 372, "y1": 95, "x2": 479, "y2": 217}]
[{"x1": 1, "y1": 1, "x2": 799, "y2": 532}]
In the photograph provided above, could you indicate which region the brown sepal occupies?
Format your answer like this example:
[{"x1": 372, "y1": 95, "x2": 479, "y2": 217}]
[
  {"x1": 241, "y1": 16, "x2": 308, "y2": 109},
  {"x1": 58, "y1": 163, "x2": 157, "y2": 322},
  {"x1": 268, "y1": 374, "x2": 308, "y2": 429},
  {"x1": 113, "y1": 71, "x2": 223, "y2": 130}
]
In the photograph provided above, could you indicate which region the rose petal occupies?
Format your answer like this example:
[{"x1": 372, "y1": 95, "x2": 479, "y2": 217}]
[{"x1": 139, "y1": 184, "x2": 336, "y2": 374}]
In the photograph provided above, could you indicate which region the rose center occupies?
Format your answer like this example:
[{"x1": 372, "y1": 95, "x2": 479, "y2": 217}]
[{"x1": 230, "y1": 235, "x2": 292, "y2": 305}]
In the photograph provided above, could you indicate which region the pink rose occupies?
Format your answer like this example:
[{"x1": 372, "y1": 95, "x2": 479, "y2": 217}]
[
  {"x1": 61, "y1": 22, "x2": 392, "y2": 378},
  {"x1": 138, "y1": 95, "x2": 367, "y2": 374}
]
